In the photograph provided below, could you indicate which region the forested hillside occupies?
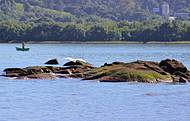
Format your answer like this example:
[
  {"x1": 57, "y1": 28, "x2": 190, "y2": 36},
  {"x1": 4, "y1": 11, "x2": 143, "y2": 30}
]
[
  {"x1": 0, "y1": 0, "x2": 190, "y2": 22},
  {"x1": 42, "y1": 0, "x2": 190, "y2": 21},
  {"x1": 0, "y1": 0, "x2": 190, "y2": 42}
]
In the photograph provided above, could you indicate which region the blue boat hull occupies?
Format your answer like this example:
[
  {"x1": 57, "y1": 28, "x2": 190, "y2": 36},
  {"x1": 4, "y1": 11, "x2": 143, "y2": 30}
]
[{"x1": 16, "y1": 47, "x2": 30, "y2": 51}]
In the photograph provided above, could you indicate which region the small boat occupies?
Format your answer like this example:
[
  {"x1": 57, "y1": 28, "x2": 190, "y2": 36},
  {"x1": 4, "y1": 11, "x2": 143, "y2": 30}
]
[
  {"x1": 16, "y1": 42, "x2": 30, "y2": 51},
  {"x1": 16, "y1": 47, "x2": 30, "y2": 51}
]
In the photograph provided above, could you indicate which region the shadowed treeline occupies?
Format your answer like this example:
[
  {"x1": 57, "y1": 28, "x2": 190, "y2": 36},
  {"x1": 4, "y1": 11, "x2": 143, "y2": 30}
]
[{"x1": 0, "y1": 20, "x2": 190, "y2": 42}]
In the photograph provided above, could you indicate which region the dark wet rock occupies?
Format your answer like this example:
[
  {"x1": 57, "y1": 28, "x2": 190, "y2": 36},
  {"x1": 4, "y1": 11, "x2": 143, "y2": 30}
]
[
  {"x1": 55, "y1": 69, "x2": 71, "y2": 75},
  {"x1": 63, "y1": 61, "x2": 94, "y2": 78},
  {"x1": 172, "y1": 76, "x2": 180, "y2": 83},
  {"x1": 3, "y1": 73, "x2": 22, "y2": 77},
  {"x1": 3, "y1": 66, "x2": 55, "y2": 79},
  {"x1": 63, "y1": 60, "x2": 93, "y2": 68},
  {"x1": 65, "y1": 65, "x2": 87, "y2": 69},
  {"x1": 159, "y1": 59, "x2": 187, "y2": 74},
  {"x1": 3, "y1": 63, "x2": 90, "y2": 80},
  {"x1": 183, "y1": 71, "x2": 190, "y2": 80},
  {"x1": 179, "y1": 77, "x2": 188, "y2": 83},
  {"x1": 45, "y1": 59, "x2": 59, "y2": 65},
  {"x1": 3, "y1": 68, "x2": 27, "y2": 76},
  {"x1": 24, "y1": 66, "x2": 52, "y2": 74},
  {"x1": 172, "y1": 76, "x2": 188, "y2": 83},
  {"x1": 112, "y1": 62, "x2": 125, "y2": 65},
  {"x1": 64, "y1": 61, "x2": 84, "y2": 66},
  {"x1": 173, "y1": 71, "x2": 189, "y2": 79},
  {"x1": 159, "y1": 59, "x2": 190, "y2": 83}
]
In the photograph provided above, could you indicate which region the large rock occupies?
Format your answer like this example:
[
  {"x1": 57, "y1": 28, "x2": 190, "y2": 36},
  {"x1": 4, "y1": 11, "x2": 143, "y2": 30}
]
[
  {"x1": 159, "y1": 59, "x2": 187, "y2": 74},
  {"x1": 45, "y1": 59, "x2": 59, "y2": 65},
  {"x1": 3, "y1": 66, "x2": 55, "y2": 79},
  {"x1": 3, "y1": 68, "x2": 27, "y2": 77},
  {"x1": 2, "y1": 59, "x2": 190, "y2": 83},
  {"x1": 84, "y1": 60, "x2": 173, "y2": 83}
]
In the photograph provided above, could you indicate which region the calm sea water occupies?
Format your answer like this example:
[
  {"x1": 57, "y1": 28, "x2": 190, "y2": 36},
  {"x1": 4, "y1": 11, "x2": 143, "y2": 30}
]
[{"x1": 0, "y1": 44, "x2": 189, "y2": 121}]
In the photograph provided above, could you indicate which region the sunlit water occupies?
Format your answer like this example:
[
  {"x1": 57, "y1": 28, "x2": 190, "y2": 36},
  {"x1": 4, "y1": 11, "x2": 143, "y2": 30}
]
[{"x1": 0, "y1": 44, "x2": 189, "y2": 121}]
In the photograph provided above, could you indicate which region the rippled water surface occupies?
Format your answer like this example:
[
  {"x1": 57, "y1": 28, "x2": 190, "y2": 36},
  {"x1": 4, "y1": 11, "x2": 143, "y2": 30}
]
[{"x1": 0, "y1": 44, "x2": 190, "y2": 121}]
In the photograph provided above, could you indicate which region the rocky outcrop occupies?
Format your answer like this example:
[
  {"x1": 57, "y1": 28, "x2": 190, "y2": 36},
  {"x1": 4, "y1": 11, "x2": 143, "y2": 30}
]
[
  {"x1": 3, "y1": 66, "x2": 54, "y2": 79},
  {"x1": 3, "y1": 61, "x2": 94, "y2": 80},
  {"x1": 2, "y1": 59, "x2": 190, "y2": 83},
  {"x1": 45, "y1": 59, "x2": 59, "y2": 65},
  {"x1": 159, "y1": 59, "x2": 187, "y2": 74},
  {"x1": 159, "y1": 59, "x2": 190, "y2": 83},
  {"x1": 3, "y1": 68, "x2": 28, "y2": 77},
  {"x1": 83, "y1": 59, "x2": 190, "y2": 83},
  {"x1": 63, "y1": 60, "x2": 93, "y2": 68},
  {"x1": 83, "y1": 60, "x2": 173, "y2": 83}
]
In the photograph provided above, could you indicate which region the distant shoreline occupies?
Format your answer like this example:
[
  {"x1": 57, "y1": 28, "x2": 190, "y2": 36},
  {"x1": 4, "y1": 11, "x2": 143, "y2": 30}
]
[{"x1": 2, "y1": 41, "x2": 190, "y2": 44}]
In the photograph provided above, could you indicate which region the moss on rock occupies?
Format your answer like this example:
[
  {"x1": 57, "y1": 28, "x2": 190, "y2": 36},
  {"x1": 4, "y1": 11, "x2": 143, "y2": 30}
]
[{"x1": 84, "y1": 61, "x2": 172, "y2": 83}]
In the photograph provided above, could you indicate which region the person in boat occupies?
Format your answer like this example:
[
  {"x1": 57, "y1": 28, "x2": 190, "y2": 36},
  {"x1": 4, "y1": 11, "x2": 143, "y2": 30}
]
[
  {"x1": 22, "y1": 41, "x2": 25, "y2": 49},
  {"x1": 16, "y1": 41, "x2": 29, "y2": 51}
]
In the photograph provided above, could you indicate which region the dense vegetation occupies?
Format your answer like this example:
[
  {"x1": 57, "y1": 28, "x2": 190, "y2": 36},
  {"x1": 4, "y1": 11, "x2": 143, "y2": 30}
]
[
  {"x1": 0, "y1": 0, "x2": 190, "y2": 42},
  {"x1": 0, "y1": 20, "x2": 190, "y2": 42},
  {"x1": 1, "y1": 0, "x2": 190, "y2": 22},
  {"x1": 19, "y1": 0, "x2": 190, "y2": 21}
]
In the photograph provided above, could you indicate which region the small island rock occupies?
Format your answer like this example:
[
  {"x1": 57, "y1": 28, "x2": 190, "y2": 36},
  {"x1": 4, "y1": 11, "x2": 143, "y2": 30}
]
[
  {"x1": 2, "y1": 59, "x2": 190, "y2": 83},
  {"x1": 45, "y1": 59, "x2": 59, "y2": 65}
]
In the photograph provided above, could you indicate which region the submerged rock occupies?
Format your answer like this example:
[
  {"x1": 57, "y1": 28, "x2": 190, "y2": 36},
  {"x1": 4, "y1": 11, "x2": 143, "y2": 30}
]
[{"x1": 45, "y1": 59, "x2": 59, "y2": 65}]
